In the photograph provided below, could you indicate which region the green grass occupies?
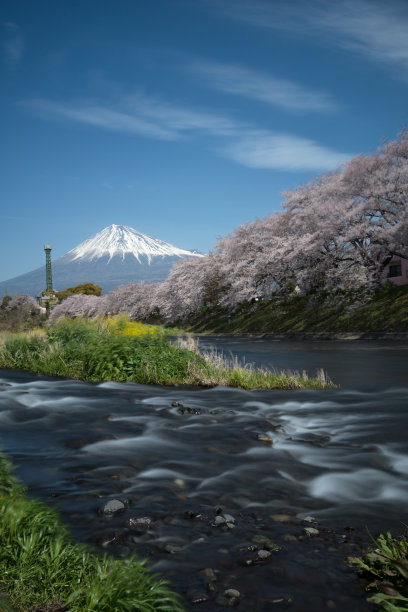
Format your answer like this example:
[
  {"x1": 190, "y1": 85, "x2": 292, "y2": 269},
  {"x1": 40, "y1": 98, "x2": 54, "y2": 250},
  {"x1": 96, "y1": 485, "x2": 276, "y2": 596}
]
[
  {"x1": 0, "y1": 452, "x2": 184, "y2": 612},
  {"x1": 347, "y1": 530, "x2": 408, "y2": 611},
  {"x1": 0, "y1": 316, "x2": 334, "y2": 389},
  {"x1": 187, "y1": 285, "x2": 408, "y2": 335}
]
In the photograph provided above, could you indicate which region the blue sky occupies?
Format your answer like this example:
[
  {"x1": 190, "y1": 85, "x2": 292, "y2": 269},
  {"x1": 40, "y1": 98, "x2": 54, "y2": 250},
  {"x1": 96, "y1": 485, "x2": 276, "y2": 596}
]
[{"x1": 1, "y1": 0, "x2": 408, "y2": 282}]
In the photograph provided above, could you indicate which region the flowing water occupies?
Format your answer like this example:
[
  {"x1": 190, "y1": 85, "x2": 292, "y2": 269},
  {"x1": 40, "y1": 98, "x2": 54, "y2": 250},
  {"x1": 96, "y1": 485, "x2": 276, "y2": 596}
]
[{"x1": 0, "y1": 338, "x2": 407, "y2": 611}]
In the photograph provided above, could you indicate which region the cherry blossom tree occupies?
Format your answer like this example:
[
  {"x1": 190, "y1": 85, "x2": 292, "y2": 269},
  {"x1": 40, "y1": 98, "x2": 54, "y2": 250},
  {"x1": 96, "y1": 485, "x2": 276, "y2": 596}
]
[
  {"x1": 48, "y1": 294, "x2": 107, "y2": 323},
  {"x1": 44, "y1": 131, "x2": 408, "y2": 324}
]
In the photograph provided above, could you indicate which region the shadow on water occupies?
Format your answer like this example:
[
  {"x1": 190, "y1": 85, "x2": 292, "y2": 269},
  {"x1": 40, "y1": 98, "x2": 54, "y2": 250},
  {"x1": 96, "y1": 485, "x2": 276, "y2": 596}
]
[{"x1": 0, "y1": 340, "x2": 407, "y2": 610}]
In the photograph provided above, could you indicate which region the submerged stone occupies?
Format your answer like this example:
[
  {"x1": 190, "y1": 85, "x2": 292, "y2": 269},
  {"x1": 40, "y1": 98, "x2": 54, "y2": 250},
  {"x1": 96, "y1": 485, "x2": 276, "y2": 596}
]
[{"x1": 102, "y1": 499, "x2": 125, "y2": 514}]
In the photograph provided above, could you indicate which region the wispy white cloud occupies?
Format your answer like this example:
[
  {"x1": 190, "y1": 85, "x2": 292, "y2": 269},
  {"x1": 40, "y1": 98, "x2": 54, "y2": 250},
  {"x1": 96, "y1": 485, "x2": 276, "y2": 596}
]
[
  {"x1": 22, "y1": 96, "x2": 242, "y2": 141},
  {"x1": 2, "y1": 21, "x2": 24, "y2": 66},
  {"x1": 188, "y1": 60, "x2": 338, "y2": 112},
  {"x1": 222, "y1": 131, "x2": 352, "y2": 171},
  {"x1": 315, "y1": 1, "x2": 408, "y2": 68},
  {"x1": 22, "y1": 95, "x2": 351, "y2": 172},
  {"x1": 212, "y1": 0, "x2": 408, "y2": 72},
  {"x1": 22, "y1": 99, "x2": 180, "y2": 140},
  {"x1": 124, "y1": 94, "x2": 241, "y2": 136}
]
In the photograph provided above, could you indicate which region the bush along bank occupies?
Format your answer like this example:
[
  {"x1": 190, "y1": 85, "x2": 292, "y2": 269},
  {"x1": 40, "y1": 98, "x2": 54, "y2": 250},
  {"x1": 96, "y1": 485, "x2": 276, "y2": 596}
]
[
  {"x1": 0, "y1": 315, "x2": 335, "y2": 389},
  {"x1": 0, "y1": 451, "x2": 185, "y2": 612},
  {"x1": 186, "y1": 284, "x2": 408, "y2": 336}
]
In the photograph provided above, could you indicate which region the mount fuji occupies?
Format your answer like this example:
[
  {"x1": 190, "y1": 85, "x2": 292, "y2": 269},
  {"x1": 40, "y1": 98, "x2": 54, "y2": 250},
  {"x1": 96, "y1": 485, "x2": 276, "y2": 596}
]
[{"x1": 0, "y1": 225, "x2": 203, "y2": 296}]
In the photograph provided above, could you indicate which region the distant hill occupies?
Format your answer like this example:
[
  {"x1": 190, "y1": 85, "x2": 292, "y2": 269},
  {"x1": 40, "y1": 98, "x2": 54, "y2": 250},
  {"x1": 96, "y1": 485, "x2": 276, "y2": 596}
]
[{"x1": 0, "y1": 224, "x2": 203, "y2": 296}]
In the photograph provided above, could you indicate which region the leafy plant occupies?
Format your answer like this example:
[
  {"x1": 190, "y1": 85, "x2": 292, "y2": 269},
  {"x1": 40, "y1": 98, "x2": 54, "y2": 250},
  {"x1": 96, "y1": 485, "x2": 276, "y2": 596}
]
[{"x1": 347, "y1": 530, "x2": 408, "y2": 611}]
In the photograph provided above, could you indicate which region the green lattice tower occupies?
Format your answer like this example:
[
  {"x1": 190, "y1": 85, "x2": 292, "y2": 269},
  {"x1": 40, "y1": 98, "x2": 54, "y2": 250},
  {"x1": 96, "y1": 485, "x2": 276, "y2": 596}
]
[{"x1": 44, "y1": 245, "x2": 53, "y2": 292}]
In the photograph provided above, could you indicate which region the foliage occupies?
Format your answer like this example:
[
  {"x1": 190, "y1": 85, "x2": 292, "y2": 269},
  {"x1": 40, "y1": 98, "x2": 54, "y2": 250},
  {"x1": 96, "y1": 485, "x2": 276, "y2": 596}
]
[
  {"x1": 347, "y1": 530, "x2": 408, "y2": 611},
  {"x1": 106, "y1": 313, "x2": 163, "y2": 337},
  {"x1": 48, "y1": 293, "x2": 107, "y2": 323},
  {"x1": 0, "y1": 316, "x2": 334, "y2": 388},
  {"x1": 41, "y1": 131, "x2": 408, "y2": 326},
  {"x1": 0, "y1": 452, "x2": 184, "y2": 611},
  {"x1": 0, "y1": 295, "x2": 45, "y2": 333},
  {"x1": 57, "y1": 283, "x2": 102, "y2": 301}
]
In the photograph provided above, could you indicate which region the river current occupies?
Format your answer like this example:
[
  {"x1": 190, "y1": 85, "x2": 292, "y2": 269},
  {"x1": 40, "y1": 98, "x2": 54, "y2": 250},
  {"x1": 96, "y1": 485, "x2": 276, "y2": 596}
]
[{"x1": 0, "y1": 338, "x2": 407, "y2": 611}]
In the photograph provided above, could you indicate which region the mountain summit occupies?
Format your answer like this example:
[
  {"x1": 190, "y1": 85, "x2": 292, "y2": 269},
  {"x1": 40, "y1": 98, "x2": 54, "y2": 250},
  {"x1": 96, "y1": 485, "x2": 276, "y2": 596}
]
[
  {"x1": 0, "y1": 225, "x2": 203, "y2": 296},
  {"x1": 66, "y1": 224, "x2": 199, "y2": 263}
]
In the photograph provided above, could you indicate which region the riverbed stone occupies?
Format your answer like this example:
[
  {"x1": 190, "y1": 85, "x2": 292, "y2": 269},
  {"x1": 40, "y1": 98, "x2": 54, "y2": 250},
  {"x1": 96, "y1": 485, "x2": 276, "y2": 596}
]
[
  {"x1": 270, "y1": 513, "x2": 292, "y2": 523},
  {"x1": 303, "y1": 515, "x2": 318, "y2": 523},
  {"x1": 304, "y1": 527, "x2": 320, "y2": 537},
  {"x1": 216, "y1": 588, "x2": 241, "y2": 607},
  {"x1": 164, "y1": 544, "x2": 184, "y2": 554},
  {"x1": 257, "y1": 549, "x2": 272, "y2": 560},
  {"x1": 223, "y1": 513, "x2": 236, "y2": 524},
  {"x1": 126, "y1": 516, "x2": 152, "y2": 530},
  {"x1": 282, "y1": 533, "x2": 298, "y2": 542},
  {"x1": 251, "y1": 535, "x2": 282, "y2": 551},
  {"x1": 102, "y1": 499, "x2": 125, "y2": 514},
  {"x1": 256, "y1": 434, "x2": 274, "y2": 445},
  {"x1": 198, "y1": 567, "x2": 217, "y2": 582},
  {"x1": 187, "y1": 589, "x2": 210, "y2": 603},
  {"x1": 224, "y1": 589, "x2": 241, "y2": 598}
]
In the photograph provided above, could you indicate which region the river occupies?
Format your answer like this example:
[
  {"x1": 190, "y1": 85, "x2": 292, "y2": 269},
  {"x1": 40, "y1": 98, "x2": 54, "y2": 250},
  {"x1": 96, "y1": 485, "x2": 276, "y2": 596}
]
[{"x1": 0, "y1": 337, "x2": 407, "y2": 611}]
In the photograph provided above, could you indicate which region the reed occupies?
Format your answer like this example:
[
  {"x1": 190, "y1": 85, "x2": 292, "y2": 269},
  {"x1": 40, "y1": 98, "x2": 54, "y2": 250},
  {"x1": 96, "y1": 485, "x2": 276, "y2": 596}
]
[{"x1": 177, "y1": 334, "x2": 334, "y2": 389}]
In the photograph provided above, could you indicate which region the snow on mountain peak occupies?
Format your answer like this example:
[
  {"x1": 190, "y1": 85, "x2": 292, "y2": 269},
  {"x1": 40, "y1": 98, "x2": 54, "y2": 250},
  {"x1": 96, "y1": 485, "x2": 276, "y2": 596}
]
[{"x1": 65, "y1": 224, "x2": 203, "y2": 264}]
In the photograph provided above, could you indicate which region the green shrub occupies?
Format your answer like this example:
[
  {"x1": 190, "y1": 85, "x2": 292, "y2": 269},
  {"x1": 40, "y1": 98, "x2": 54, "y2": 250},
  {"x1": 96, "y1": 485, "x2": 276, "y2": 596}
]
[
  {"x1": 47, "y1": 317, "x2": 104, "y2": 346},
  {"x1": 82, "y1": 334, "x2": 205, "y2": 384}
]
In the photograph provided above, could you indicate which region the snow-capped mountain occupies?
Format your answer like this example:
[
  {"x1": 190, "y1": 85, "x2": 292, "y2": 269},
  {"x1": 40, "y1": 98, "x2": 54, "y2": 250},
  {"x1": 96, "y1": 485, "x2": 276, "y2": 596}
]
[
  {"x1": 65, "y1": 224, "x2": 199, "y2": 263},
  {"x1": 0, "y1": 225, "x2": 203, "y2": 296}
]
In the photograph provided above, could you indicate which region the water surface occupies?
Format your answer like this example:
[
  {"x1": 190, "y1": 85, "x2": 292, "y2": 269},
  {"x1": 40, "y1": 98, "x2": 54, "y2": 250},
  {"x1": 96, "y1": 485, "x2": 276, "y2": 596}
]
[{"x1": 0, "y1": 339, "x2": 407, "y2": 610}]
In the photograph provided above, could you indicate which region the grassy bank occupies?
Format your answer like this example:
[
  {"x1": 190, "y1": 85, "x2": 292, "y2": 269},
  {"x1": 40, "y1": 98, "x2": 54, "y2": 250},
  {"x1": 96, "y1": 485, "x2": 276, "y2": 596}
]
[
  {"x1": 0, "y1": 315, "x2": 334, "y2": 389},
  {"x1": 0, "y1": 452, "x2": 184, "y2": 612},
  {"x1": 186, "y1": 285, "x2": 408, "y2": 335}
]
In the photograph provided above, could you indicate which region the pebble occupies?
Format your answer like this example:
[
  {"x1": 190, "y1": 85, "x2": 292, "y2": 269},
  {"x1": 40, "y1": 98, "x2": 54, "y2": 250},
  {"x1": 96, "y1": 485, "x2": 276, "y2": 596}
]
[
  {"x1": 223, "y1": 513, "x2": 236, "y2": 524},
  {"x1": 303, "y1": 515, "x2": 318, "y2": 523},
  {"x1": 257, "y1": 434, "x2": 274, "y2": 445},
  {"x1": 270, "y1": 514, "x2": 292, "y2": 523},
  {"x1": 224, "y1": 589, "x2": 241, "y2": 598},
  {"x1": 198, "y1": 568, "x2": 217, "y2": 582},
  {"x1": 187, "y1": 590, "x2": 210, "y2": 603},
  {"x1": 164, "y1": 544, "x2": 184, "y2": 554},
  {"x1": 102, "y1": 499, "x2": 125, "y2": 514},
  {"x1": 217, "y1": 588, "x2": 241, "y2": 607},
  {"x1": 304, "y1": 527, "x2": 320, "y2": 537},
  {"x1": 257, "y1": 549, "x2": 272, "y2": 560},
  {"x1": 252, "y1": 535, "x2": 281, "y2": 550},
  {"x1": 282, "y1": 534, "x2": 298, "y2": 542},
  {"x1": 126, "y1": 517, "x2": 152, "y2": 530}
]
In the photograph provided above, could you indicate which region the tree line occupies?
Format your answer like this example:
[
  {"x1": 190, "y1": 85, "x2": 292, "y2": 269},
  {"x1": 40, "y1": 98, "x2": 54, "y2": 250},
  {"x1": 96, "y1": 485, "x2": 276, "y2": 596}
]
[{"x1": 23, "y1": 131, "x2": 408, "y2": 326}]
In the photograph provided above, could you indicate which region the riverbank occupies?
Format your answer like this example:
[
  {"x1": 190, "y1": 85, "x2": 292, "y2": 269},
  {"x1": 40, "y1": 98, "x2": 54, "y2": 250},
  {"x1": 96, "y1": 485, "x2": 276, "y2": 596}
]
[
  {"x1": 0, "y1": 316, "x2": 335, "y2": 390},
  {"x1": 0, "y1": 451, "x2": 184, "y2": 611},
  {"x1": 186, "y1": 285, "x2": 408, "y2": 336},
  {"x1": 195, "y1": 331, "x2": 408, "y2": 340}
]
